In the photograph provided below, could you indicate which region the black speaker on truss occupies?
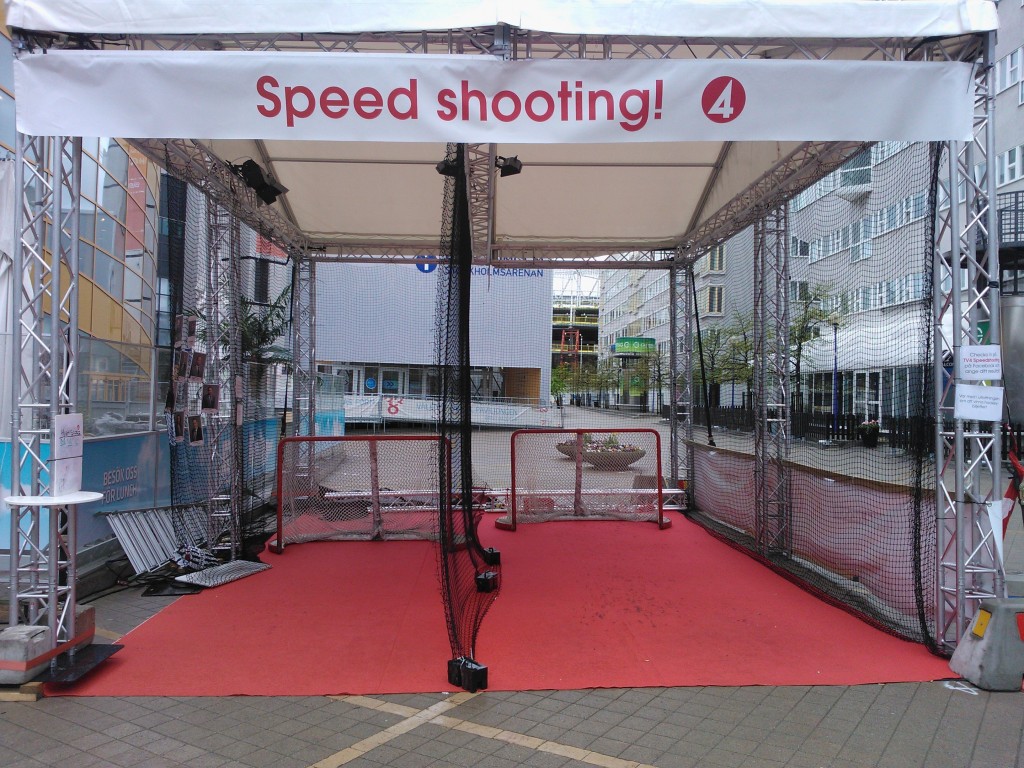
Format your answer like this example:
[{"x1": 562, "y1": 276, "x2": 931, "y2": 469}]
[{"x1": 232, "y1": 159, "x2": 288, "y2": 205}]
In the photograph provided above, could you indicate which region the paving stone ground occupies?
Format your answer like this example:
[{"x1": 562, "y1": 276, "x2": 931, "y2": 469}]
[
  {"x1": 4, "y1": 408, "x2": 1024, "y2": 767},
  {"x1": 4, "y1": 587, "x2": 1024, "y2": 768}
]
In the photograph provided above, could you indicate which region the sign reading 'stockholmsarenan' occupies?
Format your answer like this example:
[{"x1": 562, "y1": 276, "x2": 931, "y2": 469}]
[{"x1": 14, "y1": 51, "x2": 973, "y2": 142}]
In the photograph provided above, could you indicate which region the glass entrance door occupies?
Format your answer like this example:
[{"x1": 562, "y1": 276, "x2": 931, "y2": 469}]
[{"x1": 854, "y1": 370, "x2": 883, "y2": 425}]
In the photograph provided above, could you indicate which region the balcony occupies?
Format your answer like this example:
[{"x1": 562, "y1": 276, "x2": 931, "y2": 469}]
[
  {"x1": 998, "y1": 191, "x2": 1024, "y2": 292},
  {"x1": 551, "y1": 343, "x2": 598, "y2": 355},
  {"x1": 552, "y1": 313, "x2": 599, "y2": 326}
]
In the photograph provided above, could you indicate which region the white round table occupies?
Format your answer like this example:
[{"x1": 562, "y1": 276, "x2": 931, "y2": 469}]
[
  {"x1": 5, "y1": 491, "x2": 103, "y2": 507},
  {"x1": 5, "y1": 491, "x2": 103, "y2": 661}
]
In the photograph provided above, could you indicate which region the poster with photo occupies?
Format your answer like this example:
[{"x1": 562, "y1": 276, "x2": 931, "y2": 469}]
[
  {"x1": 175, "y1": 349, "x2": 191, "y2": 381},
  {"x1": 201, "y1": 383, "x2": 220, "y2": 413},
  {"x1": 164, "y1": 382, "x2": 175, "y2": 413},
  {"x1": 187, "y1": 414, "x2": 204, "y2": 446},
  {"x1": 189, "y1": 352, "x2": 207, "y2": 382},
  {"x1": 173, "y1": 411, "x2": 186, "y2": 443},
  {"x1": 187, "y1": 317, "x2": 198, "y2": 345},
  {"x1": 174, "y1": 314, "x2": 184, "y2": 348},
  {"x1": 174, "y1": 380, "x2": 188, "y2": 413}
]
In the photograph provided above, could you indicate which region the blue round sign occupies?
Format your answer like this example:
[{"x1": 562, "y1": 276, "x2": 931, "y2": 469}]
[
  {"x1": 365, "y1": 377, "x2": 377, "y2": 390},
  {"x1": 417, "y1": 258, "x2": 437, "y2": 273}
]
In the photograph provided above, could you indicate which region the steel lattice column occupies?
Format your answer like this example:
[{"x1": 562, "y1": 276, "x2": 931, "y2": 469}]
[
  {"x1": 199, "y1": 202, "x2": 241, "y2": 559},
  {"x1": 7, "y1": 134, "x2": 84, "y2": 652},
  {"x1": 669, "y1": 261, "x2": 695, "y2": 505},
  {"x1": 753, "y1": 207, "x2": 792, "y2": 557},
  {"x1": 933, "y1": 31, "x2": 1003, "y2": 651},
  {"x1": 465, "y1": 143, "x2": 497, "y2": 264},
  {"x1": 463, "y1": 25, "x2": 511, "y2": 265},
  {"x1": 291, "y1": 254, "x2": 316, "y2": 437}
]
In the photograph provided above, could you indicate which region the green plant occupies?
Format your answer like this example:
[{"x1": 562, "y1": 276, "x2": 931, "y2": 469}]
[{"x1": 857, "y1": 420, "x2": 880, "y2": 436}]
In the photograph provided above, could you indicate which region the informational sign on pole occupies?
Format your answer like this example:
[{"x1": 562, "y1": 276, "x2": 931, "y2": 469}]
[
  {"x1": 959, "y1": 344, "x2": 1002, "y2": 381},
  {"x1": 52, "y1": 412, "x2": 84, "y2": 495},
  {"x1": 954, "y1": 384, "x2": 1004, "y2": 422}
]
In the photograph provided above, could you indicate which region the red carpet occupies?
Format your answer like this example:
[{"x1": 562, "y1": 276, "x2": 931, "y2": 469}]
[{"x1": 52, "y1": 518, "x2": 952, "y2": 696}]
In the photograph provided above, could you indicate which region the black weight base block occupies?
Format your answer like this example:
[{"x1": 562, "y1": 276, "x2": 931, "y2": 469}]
[
  {"x1": 447, "y1": 657, "x2": 488, "y2": 692},
  {"x1": 34, "y1": 644, "x2": 123, "y2": 684},
  {"x1": 482, "y1": 547, "x2": 501, "y2": 566},
  {"x1": 475, "y1": 570, "x2": 500, "y2": 593},
  {"x1": 142, "y1": 581, "x2": 202, "y2": 597}
]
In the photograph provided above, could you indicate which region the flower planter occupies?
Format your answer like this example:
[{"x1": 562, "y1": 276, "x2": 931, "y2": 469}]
[
  {"x1": 582, "y1": 448, "x2": 646, "y2": 470},
  {"x1": 860, "y1": 432, "x2": 878, "y2": 448},
  {"x1": 555, "y1": 442, "x2": 577, "y2": 458}
]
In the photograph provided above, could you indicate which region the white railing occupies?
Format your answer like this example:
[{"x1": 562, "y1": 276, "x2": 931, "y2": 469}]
[{"x1": 342, "y1": 393, "x2": 564, "y2": 429}]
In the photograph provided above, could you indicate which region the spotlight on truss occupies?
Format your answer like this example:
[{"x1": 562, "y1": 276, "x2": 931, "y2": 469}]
[
  {"x1": 495, "y1": 155, "x2": 522, "y2": 177},
  {"x1": 231, "y1": 159, "x2": 288, "y2": 205},
  {"x1": 435, "y1": 158, "x2": 460, "y2": 177}
]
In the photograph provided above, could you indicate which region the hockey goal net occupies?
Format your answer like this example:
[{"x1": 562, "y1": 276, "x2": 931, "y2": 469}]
[
  {"x1": 497, "y1": 428, "x2": 670, "y2": 530},
  {"x1": 272, "y1": 435, "x2": 447, "y2": 550}
]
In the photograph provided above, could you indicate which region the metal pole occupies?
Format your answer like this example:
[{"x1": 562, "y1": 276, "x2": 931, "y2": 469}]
[
  {"x1": 690, "y1": 272, "x2": 716, "y2": 447},
  {"x1": 832, "y1": 323, "x2": 839, "y2": 438}
]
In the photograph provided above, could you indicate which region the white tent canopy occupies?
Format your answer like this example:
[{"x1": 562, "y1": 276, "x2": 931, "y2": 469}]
[
  {"x1": 5, "y1": 0, "x2": 998, "y2": 263},
  {"x1": 5, "y1": 0, "x2": 998, "y2": 38}
]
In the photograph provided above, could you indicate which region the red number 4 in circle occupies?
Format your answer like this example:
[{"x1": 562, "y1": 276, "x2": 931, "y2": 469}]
[{"x1": 702, "y1": 76, "x2": 746, "y2": 123}]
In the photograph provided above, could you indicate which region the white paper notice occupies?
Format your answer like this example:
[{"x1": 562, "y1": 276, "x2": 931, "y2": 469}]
[
  {"x1": 959, "y1": 345, "x2": 1002, "y2": 381},
  {"x1": 954, "y1": 384, "x2": 1004, "y2": 421},
  {"x1": 52, "y1": 413, "x2": 84, "y2": 459},
  {"x1": 53, "y1": 456, "x2": 83, "y2": 495}
]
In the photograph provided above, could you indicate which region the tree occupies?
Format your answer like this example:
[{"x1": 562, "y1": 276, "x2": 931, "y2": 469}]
[
  {"x1": 595, "y1": 357, "x2": 619, "y2": 407},
  {"x1": 718, "y1": 312, "x2": 755, "y2": 406},
  {"x1": 550, "y1": 364, "x2": 570, "y2": 405},
  {"x1": 789, "y1": 283, "x2": 838, "y2": 412},
  {"x1": 239, "y1": 283, "x2": 293, "y2": 390}
]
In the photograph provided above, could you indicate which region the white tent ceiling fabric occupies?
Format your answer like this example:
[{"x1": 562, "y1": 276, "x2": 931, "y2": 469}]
[
  {"x1": 4, "y1": 0, "x2": 997, "y2": 260},
  {"x1": 4, "y1": 0, "x2": 998, "y2": 38}
]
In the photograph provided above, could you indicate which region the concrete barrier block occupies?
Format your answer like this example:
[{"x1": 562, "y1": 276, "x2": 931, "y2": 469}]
[
  {"x1": 0, "y1": 625, "x2": 51, "y2": 685},
  {"x1": 949, "y1": 598, "x2": 1024, "y2": 691},
  {"x1": 0, "y1": 607, "x2": 97, "y2": 685}
]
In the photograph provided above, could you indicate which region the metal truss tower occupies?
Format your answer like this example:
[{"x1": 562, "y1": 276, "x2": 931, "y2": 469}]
[
  {"x1": 752, "y1": 207, "x2": 793, "y2": 557},
  {"x1": 669, "y1": 262, "x2": 695, "y2": 504},
  {"x1": 6, "y1": 134, "x2": 86, "y2": 651},
  {"x1": 290, "y1": 253, "x2": 316, "y2": 438},
  {"x1": 932, "y1": 32, "x2": 1003, "y2": 651}
]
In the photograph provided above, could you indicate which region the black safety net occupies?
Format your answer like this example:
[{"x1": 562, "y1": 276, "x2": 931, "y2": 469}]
[
  {"x1": 435, "y1": 143, "x2": 502, "y2": 690},
  {"x1": 686, "y1": 141, "x2": 938, "y2": 648}
]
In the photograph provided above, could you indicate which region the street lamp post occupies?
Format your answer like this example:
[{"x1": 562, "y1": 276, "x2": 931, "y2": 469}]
[{"x1": 831, "y1": 321, "x2": 839, "y2": 439}]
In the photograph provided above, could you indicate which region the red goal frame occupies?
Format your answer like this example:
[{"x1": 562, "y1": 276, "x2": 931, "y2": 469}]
[{"x1": 499, "y1": 427, "x2": 670, "y2": 531}]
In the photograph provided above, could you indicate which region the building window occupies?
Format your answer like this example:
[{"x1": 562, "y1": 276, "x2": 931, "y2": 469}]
[
  {"x1": 997, "y1": 48, "x2": 1023, "y2": 94},
  {"x1": 708, "y1": 244, "x2": 725, "y2": 272},
  {"x1": 850, "y1": 216, "x2": 873, "y2": 262},
  {"x1": 997, "y1": 145, "x2": 1023, "y2": 187},
  {"x1": 840, "y1": 150, "x2": 871, "y2": 187},
  {"x1": 703, "y1": 285, "x2": 724, "y2": 315},
  {"x1": 789, "y1": 281, "x2": 810, "y2": 303}
]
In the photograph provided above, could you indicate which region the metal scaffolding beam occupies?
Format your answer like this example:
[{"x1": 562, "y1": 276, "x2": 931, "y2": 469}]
[
  {"x1": 6, "y1": 134, "x2": 86, "y2": 653},
  {"x1": 753, "y1": 206, "x2": 792, "y2": 557},
  {"x1": 932, "y1": 31, "x2": 1003, "y2": 651},
  {"x1": 669, "y1": 262, "x2": 695, "y2": 504},
  {"x1": 290, "y1": 254, "x2": 316, "y2": 438}
]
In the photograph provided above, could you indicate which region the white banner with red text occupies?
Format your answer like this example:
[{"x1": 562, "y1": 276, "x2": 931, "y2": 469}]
[{"x1": 14, "y1": 50, "x2": 973, "y2": 142}]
